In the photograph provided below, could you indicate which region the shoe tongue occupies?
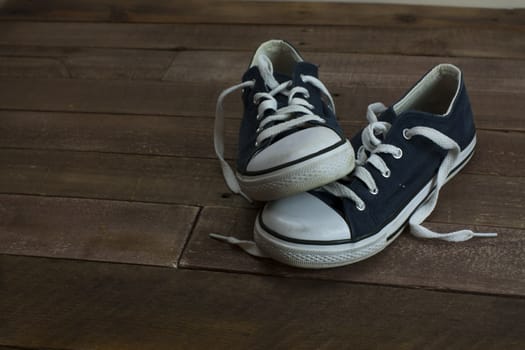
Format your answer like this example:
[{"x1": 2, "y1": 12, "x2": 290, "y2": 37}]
[
  {"x1": 266, "y1": 61, "x2": 319, "y2": 87},
  {"x1": 273, "y1": 71, "x2": 291, "y2": 84},
  {"x1": 292, "y1": 61, "x2": 319, "y2": 83},
  {"x1": 379, "y1": 106, "x2": 397, "y2": 124}
]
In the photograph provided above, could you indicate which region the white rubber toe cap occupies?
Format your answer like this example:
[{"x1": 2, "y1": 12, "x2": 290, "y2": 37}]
[
  {"x1": 260, "y1": 192, "x2": 351, "y2": 242},
  {"x1": 246, "y1": 126, "x2": 342, "y2": 172}
]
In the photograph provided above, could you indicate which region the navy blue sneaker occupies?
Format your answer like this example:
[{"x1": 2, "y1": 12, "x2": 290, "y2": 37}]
[
  {"x1": 213, "y1": 64, "x2": 496, "y2": 268},
  {"x1": 214, "y1": 40, "x2": 354, "y2": 201}
]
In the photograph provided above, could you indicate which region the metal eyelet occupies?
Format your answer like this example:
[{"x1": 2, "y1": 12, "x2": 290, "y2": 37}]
[
  {"x1": 393, "y1": 149, "x2": 403, "y2": 159},
  {"x1": 356, "y1": 202, "x2": 366, "y2": 211},
  {"x1": 382, "y1": 169, "x2": 391, "y2": 178},
  {"x1": 254, "y1": 141, "x2": 260, "y2": 147},
  {"x1": 256, "y1": 127, "x2": 262, "y2": 133},
  {"x1": 403, "y1": 128, "x2": 411, "y2": 140},
  {"x1": 369, "y1": 188, "x2": 378, "y2": 195}
]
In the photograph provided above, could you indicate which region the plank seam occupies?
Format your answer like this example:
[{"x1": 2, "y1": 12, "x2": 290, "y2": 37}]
[{"x1": 176, "y1": 206, "x2": 204, "y2": 268}]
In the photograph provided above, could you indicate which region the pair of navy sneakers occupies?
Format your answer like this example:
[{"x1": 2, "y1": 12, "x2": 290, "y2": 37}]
[{"x1": 213, "y1": 40, "x2": 496, "y2": 269}]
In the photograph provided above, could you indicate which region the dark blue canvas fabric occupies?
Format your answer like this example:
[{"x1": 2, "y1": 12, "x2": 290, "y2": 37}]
[
  {"x1": 313, "y1": 73, "x2": 476, "y2": 242},
  {"x1": 235, "y1": 62, "x2": 345, "y2": 174}
]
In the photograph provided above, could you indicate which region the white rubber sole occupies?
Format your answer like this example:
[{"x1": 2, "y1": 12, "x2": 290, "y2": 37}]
[
  {"x1": 254, "y1": 136, "x2": 477, "y2": 269},
  {"x1": 237, "y1": 140, "x2": 354, "y2": 202}
]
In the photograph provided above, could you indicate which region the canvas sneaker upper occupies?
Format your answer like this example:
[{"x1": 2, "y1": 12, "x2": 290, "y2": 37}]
[{"x1": 214, "y1": 40, "x2": 353, "y2": 202}]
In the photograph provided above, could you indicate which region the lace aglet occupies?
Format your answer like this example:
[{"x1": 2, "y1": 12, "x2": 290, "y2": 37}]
[
  {"x1": 474, "y1": 232, "x2": 498, "y2": 238},
  {"x1": 209, "y1": 233, "x2": 268, "y2": 258},
  {"x1": 239, "y1": 191, "x2": 253, "y2": 203},
  {"x1": 209, "y1": 233, "x2": 234, "y2": 243}
]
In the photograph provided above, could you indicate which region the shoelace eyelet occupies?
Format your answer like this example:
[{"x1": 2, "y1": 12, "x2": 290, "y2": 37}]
[
  {"x1": 369, "y1": 188, "x2": 378, "y2": 195},
  {"x1": 356, "y1": 202, "x2": 366, "y2": 211},
  {"x1": 254, "y1": 141, "x2": 260, "y2": 147},
  {"x1": 403, "y1": 128, "x2": 412, "y2": 140},
  {"x1": 382, "y1": 169, "x2": 391, "y2": 178},
  {"x1": 393, "y1": 149, "x2": 403, "y2": 159}
]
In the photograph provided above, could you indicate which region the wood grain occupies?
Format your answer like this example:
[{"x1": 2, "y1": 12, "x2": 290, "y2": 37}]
[
  {"x1": 0, "y1": 111, "x2": 523, "y2": 177},
  {"x1": 1, "y1": 22, "x2": 524, "y2": 59},
  {"x1": 181, "y1": 206, "x2": 525, "y2": 297},
  {"x1": 0, "y1": 148, "x2": 523, "y2": 228},
  {"x1": 1, "y1": 255, "x2": 524, "y2": 349},
  {"x1": 1, "y1": 1, "x2": 523, "y2": 29},
  {"x1": 0, "y1": 194, "x2": 198, "y2": 266},
  {"x1": 0, "y1": 78, "x2": 523, "y2": 131}
]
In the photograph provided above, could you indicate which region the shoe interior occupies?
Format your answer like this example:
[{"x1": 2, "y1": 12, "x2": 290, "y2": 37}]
[
  {"x1": 250, "y1": 39, "x2": 303, "y2": 76},
  {"x1": 394, "y1": 64, "x2": 461, "y2": 116}
]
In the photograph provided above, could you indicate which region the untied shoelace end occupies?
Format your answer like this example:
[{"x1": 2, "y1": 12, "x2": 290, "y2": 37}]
[
  {"x1": 209, "y1": 233, "x2": 268, "y2": 258},
  {"x1": 441, "y1": 230, "x2": 498, "y2": 242},
  {"x1": 409, "y1": 224, "x2": 498, "y2": 242}
]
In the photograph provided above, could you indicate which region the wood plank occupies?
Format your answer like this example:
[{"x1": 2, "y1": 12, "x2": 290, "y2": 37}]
[
  {"x1": 0, "y1": 194, "x2": 198, "y2": 266},
  {"x1": 0, "y1": 347, "x2": 61, "y2": 350},
  {"x1": 181, "y1": 206, "x2": 525, "y2": 297},
  {"x1": 0, "y1": 111, "x2": 523, "y2": 177},
  {"x1": 0, "y1": 47, "x2": 185, "y2": 81},
  {"x1": 0, "y1": 78, "x2": 523, "y2": 132},
  {"x1": 0, "y1": 149, "x2": 523, "y2": 228},
  {"x1": 0, "y1": 1, "x2": 523, "y2": 29},
  {"x1": 0, "y1": 111, "x2": 226, "y2": 159},
  {"x1": 1, "y1": 255, "x2": 524, "y2": 349},
  {"x1": 0, "y1": 22, "x2": 523, "y2": 60},
  {"x1": 163, "y1": 51, "x2": 525, "y2": 89},
  {"x1": 0, "y1": 148, "x2": 247, "y2": 208},
  {"x1": 0, "y1": 56, "x2": 69, "y2": 79},
  {"x1": 0, "y1": 47, "x2": 175, "y2": 80},
  {"x1": 2, "y1": 48, "x2": 525, "y2": 92}
]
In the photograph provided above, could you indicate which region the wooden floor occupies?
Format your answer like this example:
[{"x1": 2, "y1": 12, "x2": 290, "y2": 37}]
[{"x1": 0, "y1": 1, "x2": 524, "y2": 349}]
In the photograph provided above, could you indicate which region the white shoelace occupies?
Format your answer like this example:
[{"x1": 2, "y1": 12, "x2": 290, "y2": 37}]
[
  {"x1": 214, "y1": 54, "x2": 335, "y2": 201},
  {"x1": 321, "y1": 103, "x2": 497, "y2": 242},
  {"x1": 209, "y1": 233, "x2": 268, "y2": 258}
]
